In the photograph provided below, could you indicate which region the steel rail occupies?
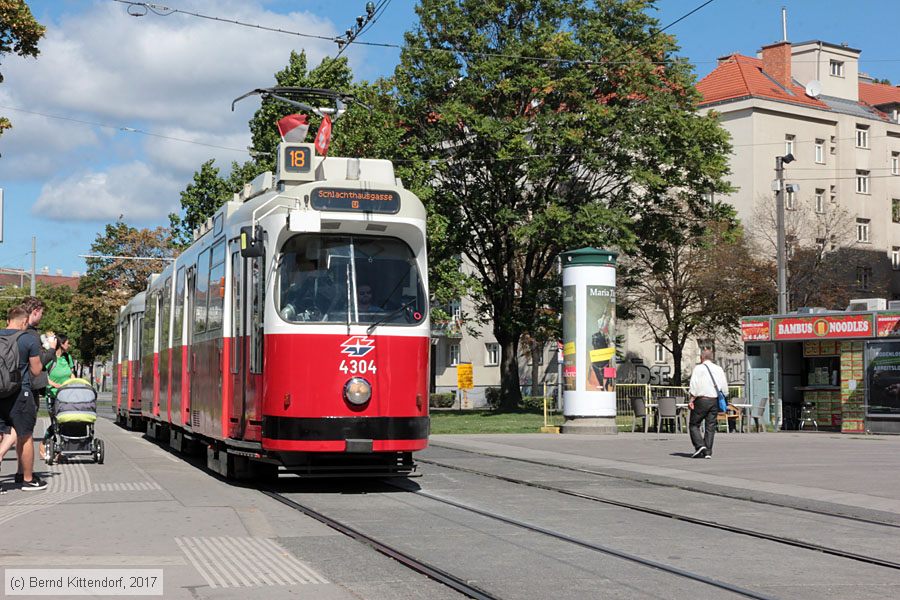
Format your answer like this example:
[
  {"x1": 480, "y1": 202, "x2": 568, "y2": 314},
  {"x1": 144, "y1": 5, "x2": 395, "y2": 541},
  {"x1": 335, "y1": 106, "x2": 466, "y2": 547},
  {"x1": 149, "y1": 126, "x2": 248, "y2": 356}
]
[
  {"x1": 261, "y1": 489, "x2": 499, "y2": 600},
  {"x1": 383, "y1": 479, "x2": 778, "y2": 600},
  {"x1": 428, "y1": 443, "x2": 900, "y2": 530},
  {"x1": 419, "y1": 457, "x2": 900, "y2": 572}
]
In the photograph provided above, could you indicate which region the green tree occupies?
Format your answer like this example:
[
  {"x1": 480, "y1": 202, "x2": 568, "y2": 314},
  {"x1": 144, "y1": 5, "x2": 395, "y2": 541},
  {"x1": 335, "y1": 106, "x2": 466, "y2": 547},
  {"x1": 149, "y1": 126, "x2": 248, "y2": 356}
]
[
  {"x1": 71, "y1": 222, "x2": 175, "y2": 368},
  {"x1": 0, "y1": 1, "x2": 45, "y2": 135},
  {"x1": 169, "y1": 52, "x2": 358, "y2": 245},
  {"x1": 168, "y1": 160, "x2": 230, "y2": 248},
  {"x1": 0, "y1": 282, "x2": 79, "y2": 361},
  {"x1": 395, "y1": 0, "x2": 733, "y2": 409},
  {"x1": 623, "y1": 214, "x2": 774, "y2": 384}
]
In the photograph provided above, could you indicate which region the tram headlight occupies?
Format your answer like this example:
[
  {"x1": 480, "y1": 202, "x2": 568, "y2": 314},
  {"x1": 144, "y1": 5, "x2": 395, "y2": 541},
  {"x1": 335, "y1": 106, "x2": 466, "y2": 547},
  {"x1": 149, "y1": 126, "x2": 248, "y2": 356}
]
[{"x1": 344, "y1": 377, "x2": 372, "y2": 406}]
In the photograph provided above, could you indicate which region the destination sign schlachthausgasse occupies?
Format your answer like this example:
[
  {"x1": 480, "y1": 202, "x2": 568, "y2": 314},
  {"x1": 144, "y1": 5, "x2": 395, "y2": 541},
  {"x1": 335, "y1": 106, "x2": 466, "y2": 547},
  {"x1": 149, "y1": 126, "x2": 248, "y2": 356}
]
[{"x1": 310, "y1": 187, "x2": 400, "y2": 213}]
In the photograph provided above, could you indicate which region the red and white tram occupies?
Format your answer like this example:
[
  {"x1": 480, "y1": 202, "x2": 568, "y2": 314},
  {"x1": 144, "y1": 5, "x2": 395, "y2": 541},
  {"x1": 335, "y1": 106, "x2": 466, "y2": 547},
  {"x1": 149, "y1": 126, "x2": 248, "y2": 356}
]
[{"x1": 112, "y1": 139, "x2": 430, "y2": 478}]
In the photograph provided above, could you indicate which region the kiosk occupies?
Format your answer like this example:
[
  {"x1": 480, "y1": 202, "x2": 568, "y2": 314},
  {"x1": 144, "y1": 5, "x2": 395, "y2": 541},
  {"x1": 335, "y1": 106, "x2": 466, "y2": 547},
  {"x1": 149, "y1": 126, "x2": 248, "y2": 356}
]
[{"x1": 741, "y1": 305, "x2": 900, "y2": 434}]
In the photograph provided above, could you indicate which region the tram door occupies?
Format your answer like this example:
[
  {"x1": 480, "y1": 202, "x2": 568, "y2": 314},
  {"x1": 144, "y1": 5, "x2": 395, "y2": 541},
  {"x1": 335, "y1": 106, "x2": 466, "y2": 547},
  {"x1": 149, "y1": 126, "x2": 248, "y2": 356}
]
[
  {"x1": 185, "y1": 266, "x2": 196, "y2": 427},
  {"x1": 229, "y1": 244, "x2": 245, "y2": 438}
]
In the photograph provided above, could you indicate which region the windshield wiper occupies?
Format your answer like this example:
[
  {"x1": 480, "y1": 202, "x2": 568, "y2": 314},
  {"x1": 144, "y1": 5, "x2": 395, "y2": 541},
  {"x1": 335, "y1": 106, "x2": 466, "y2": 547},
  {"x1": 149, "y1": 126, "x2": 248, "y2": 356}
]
[{"x1": 366, "y1": 298, "x2": 418, "y2": 336}]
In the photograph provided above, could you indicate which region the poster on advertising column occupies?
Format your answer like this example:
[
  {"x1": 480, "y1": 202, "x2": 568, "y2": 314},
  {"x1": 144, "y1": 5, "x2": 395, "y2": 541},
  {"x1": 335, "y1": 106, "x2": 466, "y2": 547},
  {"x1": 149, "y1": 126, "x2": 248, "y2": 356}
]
[
  {"x1": 586, "y1": 285, "x2": 616, "y2": 392},
  {"x1": 562, "y1": 285, "x2": 576, "y2": 391}
]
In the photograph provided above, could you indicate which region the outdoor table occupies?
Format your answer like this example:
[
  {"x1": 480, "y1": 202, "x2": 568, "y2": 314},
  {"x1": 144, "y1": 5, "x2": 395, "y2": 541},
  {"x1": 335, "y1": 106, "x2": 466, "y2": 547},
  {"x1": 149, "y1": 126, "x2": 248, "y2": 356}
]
[
  {"x1": 646, "y1": 402, "x2": 689, "y2": 433},
  {"x1": 732, "y1": 403, "x2": 752, "y2": 433}
]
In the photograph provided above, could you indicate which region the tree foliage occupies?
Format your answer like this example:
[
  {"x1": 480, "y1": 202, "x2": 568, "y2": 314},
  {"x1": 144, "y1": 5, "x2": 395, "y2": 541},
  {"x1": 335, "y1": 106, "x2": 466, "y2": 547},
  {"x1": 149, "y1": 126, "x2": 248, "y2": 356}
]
[
  {"x1": 0, "y1": 0, "x2": 45, "y2": 135},
  {"x1": 71, "y1": 222, "x2": 175, "y2": 364},
  {"x1": 0, "y1": 282, "x2": 79, "y2": 360},
  {"x1": 167, "y1": 50, "x2": 467, "y2": 308},
  {"x1": 623, "y1": 213, "x2": 774, "y2": 384},
  {"x1": 395, "y1": 0, "x2": 733, "y2": 408},
  {"x1": 749, "y1": 196, "x2": 885, "y2": 311}
]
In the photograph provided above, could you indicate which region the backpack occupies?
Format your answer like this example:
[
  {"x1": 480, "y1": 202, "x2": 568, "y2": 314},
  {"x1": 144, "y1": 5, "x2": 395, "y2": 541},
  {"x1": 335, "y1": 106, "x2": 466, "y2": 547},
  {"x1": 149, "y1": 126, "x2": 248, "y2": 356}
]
[{"x1": 0, "y1": 330, "x2": 27, "y2": 397}]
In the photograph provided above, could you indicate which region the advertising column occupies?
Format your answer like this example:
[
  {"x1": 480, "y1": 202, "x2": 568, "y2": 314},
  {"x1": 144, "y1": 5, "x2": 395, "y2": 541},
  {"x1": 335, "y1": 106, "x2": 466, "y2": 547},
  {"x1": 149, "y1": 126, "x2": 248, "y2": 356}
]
[{"x1": 560, "y1": 248, "x2": 618, "y2": 435}]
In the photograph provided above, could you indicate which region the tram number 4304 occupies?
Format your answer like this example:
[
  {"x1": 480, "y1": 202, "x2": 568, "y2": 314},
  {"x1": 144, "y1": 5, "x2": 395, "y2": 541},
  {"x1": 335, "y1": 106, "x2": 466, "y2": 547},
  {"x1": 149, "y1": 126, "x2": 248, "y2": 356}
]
[{"x1": 339, "y1": 359, "x2": 377, "y2": 375}]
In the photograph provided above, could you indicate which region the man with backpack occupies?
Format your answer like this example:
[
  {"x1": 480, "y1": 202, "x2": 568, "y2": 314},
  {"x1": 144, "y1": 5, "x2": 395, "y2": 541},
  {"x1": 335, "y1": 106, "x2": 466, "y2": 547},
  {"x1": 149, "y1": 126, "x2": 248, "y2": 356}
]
[
  {"x1": 0, "y1": 305, "x2": 48, "y2": 491},
  {"x1": 21, "y1": 297, "x2": 55, "y2": 406}
]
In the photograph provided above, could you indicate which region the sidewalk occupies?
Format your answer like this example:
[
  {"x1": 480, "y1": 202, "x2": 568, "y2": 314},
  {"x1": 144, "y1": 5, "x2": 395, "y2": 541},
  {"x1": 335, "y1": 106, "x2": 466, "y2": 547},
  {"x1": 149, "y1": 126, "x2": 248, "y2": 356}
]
[
  {"x1": 0, "y1": 408, "x2": 359, "y2": 599},
  {"x1": 429, "y1": 430, "x2": 900, "y2": 519}
]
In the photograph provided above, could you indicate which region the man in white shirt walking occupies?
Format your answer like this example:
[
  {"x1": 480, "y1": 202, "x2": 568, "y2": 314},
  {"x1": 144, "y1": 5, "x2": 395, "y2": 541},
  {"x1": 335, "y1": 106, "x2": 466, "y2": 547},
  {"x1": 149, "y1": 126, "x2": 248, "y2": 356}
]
[{"x1": 688, "y1": 348, "x2": 728, "y2": 459}]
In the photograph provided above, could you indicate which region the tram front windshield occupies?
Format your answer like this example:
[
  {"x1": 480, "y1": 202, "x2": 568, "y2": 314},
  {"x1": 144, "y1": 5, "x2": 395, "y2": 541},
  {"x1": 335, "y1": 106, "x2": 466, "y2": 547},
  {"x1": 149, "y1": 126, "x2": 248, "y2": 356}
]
[{"x1": 278, "y1": 234, "x2": 426, "y2": 325}]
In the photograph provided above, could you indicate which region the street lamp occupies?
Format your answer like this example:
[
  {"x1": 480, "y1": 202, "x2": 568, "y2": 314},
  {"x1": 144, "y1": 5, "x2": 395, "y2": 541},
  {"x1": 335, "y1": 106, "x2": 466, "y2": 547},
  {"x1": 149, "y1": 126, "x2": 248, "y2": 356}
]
[{"x1": 774, "y1": 153, "x2": 795, "y2": 314}]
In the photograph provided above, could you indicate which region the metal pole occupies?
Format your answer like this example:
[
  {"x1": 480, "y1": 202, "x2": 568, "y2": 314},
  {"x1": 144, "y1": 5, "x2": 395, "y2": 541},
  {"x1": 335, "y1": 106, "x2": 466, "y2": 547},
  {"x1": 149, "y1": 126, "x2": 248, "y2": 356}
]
[
  {"x1": 775, "y1": 157, "x2": 787, "y2": 314},
  {"x1": 30, "y1": 236, "x2": 36, "y2": 296}
]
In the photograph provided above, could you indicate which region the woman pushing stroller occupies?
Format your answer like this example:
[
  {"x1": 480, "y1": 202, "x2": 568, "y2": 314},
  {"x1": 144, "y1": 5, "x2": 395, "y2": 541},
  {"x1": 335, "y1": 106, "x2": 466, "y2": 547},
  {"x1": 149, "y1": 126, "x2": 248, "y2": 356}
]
[{"x1": 40, "y1": 334, "x2": 74, "y2": 462}]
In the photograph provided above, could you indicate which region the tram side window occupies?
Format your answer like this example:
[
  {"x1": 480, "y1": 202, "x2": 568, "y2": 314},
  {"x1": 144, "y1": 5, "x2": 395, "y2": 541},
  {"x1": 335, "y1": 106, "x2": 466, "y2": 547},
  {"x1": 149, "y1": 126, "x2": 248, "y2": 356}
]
[
  {"x1": 132, "y1": 316, "x2": 143, "y2": 378},
  {"x1": 195, "y1": 248, "x2": 211, "y2": 334},
  {"x1": 249, "y1": 250, "x2": 265, "y2": 374},
  {"x1": 160, "y1": 278, "x2": 171, "y2": 351},
  {"x1": 142, "y1": 293, "x2": 156, "y2": 358},
  {"x1": 231, "y1": 249, "x2": 242, "y2": 373},
  {"x1": 207, "y1": 240, "x2": 226, "y2": 332},
  {"x1": 174, "y1": 267, "x2": 185, "y2": 346}
]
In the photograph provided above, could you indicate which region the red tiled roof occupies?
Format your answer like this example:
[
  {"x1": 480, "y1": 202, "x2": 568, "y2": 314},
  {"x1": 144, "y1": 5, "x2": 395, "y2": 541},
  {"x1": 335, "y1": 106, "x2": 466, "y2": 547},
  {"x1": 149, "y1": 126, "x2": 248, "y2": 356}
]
[
  {"x1": 697, "y1": 54, "x2": 829, "y2": 109},
  {"x1": 0, "y1": 273, "x2": 80, "y2": 291},
  {"x1": 859, "y1": 81, "x2": 900, "y2": 106}
]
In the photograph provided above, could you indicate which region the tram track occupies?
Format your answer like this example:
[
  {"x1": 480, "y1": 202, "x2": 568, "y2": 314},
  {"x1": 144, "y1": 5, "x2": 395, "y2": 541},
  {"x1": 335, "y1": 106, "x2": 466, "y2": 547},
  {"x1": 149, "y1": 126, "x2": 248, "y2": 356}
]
[
  {"x1": 418, "y1": 456, "x2": 900, "y2": 573},
  {"x1": 264, "y1": 485, "x2": 778, "y2": 600},
  {"x1": 261, "y1": 489, "x2": 501, "y2": 600},
  {"x1": 428, "y1": 442, "x2": 900, "y2": 530}
]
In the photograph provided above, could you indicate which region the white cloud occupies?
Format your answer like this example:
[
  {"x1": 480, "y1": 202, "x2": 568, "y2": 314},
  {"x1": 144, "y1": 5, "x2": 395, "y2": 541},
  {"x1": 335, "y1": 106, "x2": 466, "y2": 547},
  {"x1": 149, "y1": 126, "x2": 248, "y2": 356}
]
[
  {"x1": 1, "y1": 1, "x2": 346, "y2": 191},
  {"x1": 33, "y1": 161, "x2": 182, "y2": 222},
  {"x1": 141, "y1": 127, "x2": 251, "y2": 176}
]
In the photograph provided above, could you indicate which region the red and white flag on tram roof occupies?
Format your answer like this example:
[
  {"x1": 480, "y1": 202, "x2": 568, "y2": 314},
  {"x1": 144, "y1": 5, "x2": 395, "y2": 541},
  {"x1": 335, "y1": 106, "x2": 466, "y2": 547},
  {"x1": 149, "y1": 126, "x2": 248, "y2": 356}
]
[
  {"x1": 276, "y1": 113, "x2": 309, "y2": 142},
  {"x1": 314, "y1": 115, "x2": 333, "y2": 156}
]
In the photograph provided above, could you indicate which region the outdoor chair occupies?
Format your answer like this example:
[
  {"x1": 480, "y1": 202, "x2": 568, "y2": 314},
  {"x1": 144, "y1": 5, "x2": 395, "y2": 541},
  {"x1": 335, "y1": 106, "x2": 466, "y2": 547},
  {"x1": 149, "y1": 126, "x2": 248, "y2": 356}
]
[
  {"x1": 799, "y1": 401, "x2": 818, "y2": 431},
  {"x1": 631, "y1": 397, "x2": 650, "y2": 433},
  {"x1": 717, "y1": 404, "x2": 743, "y2": 433},
  {"x1": 751, "y1": 399, "x2": 768, "y2": 433},
  {"x1": 656, "y1": 396, "x2": 680, "y2": 438}
]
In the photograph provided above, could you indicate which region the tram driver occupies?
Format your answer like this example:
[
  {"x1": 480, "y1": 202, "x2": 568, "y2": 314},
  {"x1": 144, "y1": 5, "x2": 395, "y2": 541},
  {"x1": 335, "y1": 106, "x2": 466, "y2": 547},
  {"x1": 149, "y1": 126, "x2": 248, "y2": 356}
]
[{"x1": 280, "y1": 254, "x2": 336, "y2": 321}]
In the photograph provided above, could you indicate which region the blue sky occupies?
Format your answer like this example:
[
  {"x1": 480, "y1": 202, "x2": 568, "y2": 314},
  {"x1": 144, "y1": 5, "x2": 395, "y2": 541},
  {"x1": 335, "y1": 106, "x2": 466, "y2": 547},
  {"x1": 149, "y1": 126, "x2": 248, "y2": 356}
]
[{"x1": 1, "y1": 0, "x2": 898, "y2": 278}]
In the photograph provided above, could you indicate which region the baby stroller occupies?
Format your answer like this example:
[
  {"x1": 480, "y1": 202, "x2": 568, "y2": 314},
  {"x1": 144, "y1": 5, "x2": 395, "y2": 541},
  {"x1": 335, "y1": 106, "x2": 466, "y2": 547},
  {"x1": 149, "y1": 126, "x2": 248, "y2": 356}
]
[{"x1": 44, "y1": 378, "x2": 104, "y2": 465}]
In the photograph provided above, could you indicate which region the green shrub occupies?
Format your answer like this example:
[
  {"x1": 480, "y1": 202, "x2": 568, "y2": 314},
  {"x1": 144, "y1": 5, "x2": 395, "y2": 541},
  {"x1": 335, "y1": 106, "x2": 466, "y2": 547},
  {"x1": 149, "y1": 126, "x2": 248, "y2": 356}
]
[
  {"x1": 429, "y1": 393, "x2": 455, "y2": 408},
  {"x1": 520, "y1": 395, "x2": 552, "y2": 412},
  {"x1": 484, "y1": 387, "x2": 501, "y2": 409}
]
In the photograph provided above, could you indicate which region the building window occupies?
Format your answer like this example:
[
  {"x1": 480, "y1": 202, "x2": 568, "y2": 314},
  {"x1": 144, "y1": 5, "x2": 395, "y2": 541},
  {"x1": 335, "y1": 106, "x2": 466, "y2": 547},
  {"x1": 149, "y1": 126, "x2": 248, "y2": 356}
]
[
  {"x1": 485, "y1": 343, "x2": 500, "y2": 366},
  {"x1": 856, "y1": 170, "x2": 870, "y2": 194},
  {"x1": 893, "y1": 247, "x2": 900, "y2": 271},
  {"x1": 815, "y1": 189, "x2": 825, "y2": 213},
  {"x1": 856, "y1": 218, "x2": 870, "y2": 243},
  {"x1": 830, "y1": 60, "x2": 844, "y2": 77},
  {"x1": 448, "y1": 343, "x2": 460, "y2": 367},
  {"x1": 894, "y1": 199, "x2": 900, "y2": 223},
  {"x1": 815, "y1": 139, "x2": 825, "y2": 164},
  {"x1": 785, "y1": 134, "x2": 795, "y2": 157},
  {"x1": 786, "y1": 189, "x2": 796, "y2": 210},
  {"x1": 450, "y1": 299, "x2": 462, "y2": 321},
  {"x1": 857, "y1": 266, "x2": 872, "y2": 290},
  {"x1": 892, "y1": 152, "x2": 899, "y2": 176},
  {"x1": 856, "y1": 125, "x2": 869, "y2": 149},
  {"x1": 654, "y1": 343, "x2": 666, "y2": 363}
]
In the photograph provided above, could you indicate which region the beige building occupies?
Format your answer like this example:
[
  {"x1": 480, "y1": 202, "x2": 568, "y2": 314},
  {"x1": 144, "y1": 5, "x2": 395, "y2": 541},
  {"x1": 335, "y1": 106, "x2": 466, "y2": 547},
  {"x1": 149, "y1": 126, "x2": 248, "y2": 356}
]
[
  {"x1": 697, "y1": 40, "x2": 900, "y2": 296},
  {"x1": 619, "y1": 39, "x2": 900, "y2": 386},
  {"x1": 431, "y1": 292, "x2": 560, "y2": 407}
]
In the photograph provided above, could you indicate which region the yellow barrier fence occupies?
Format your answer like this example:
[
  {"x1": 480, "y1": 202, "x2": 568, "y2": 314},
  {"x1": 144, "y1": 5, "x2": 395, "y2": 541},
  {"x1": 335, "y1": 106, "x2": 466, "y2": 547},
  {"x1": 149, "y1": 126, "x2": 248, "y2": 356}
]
[{"x1": 616, "y1": 384, "x2": 744, "y2": 427}]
